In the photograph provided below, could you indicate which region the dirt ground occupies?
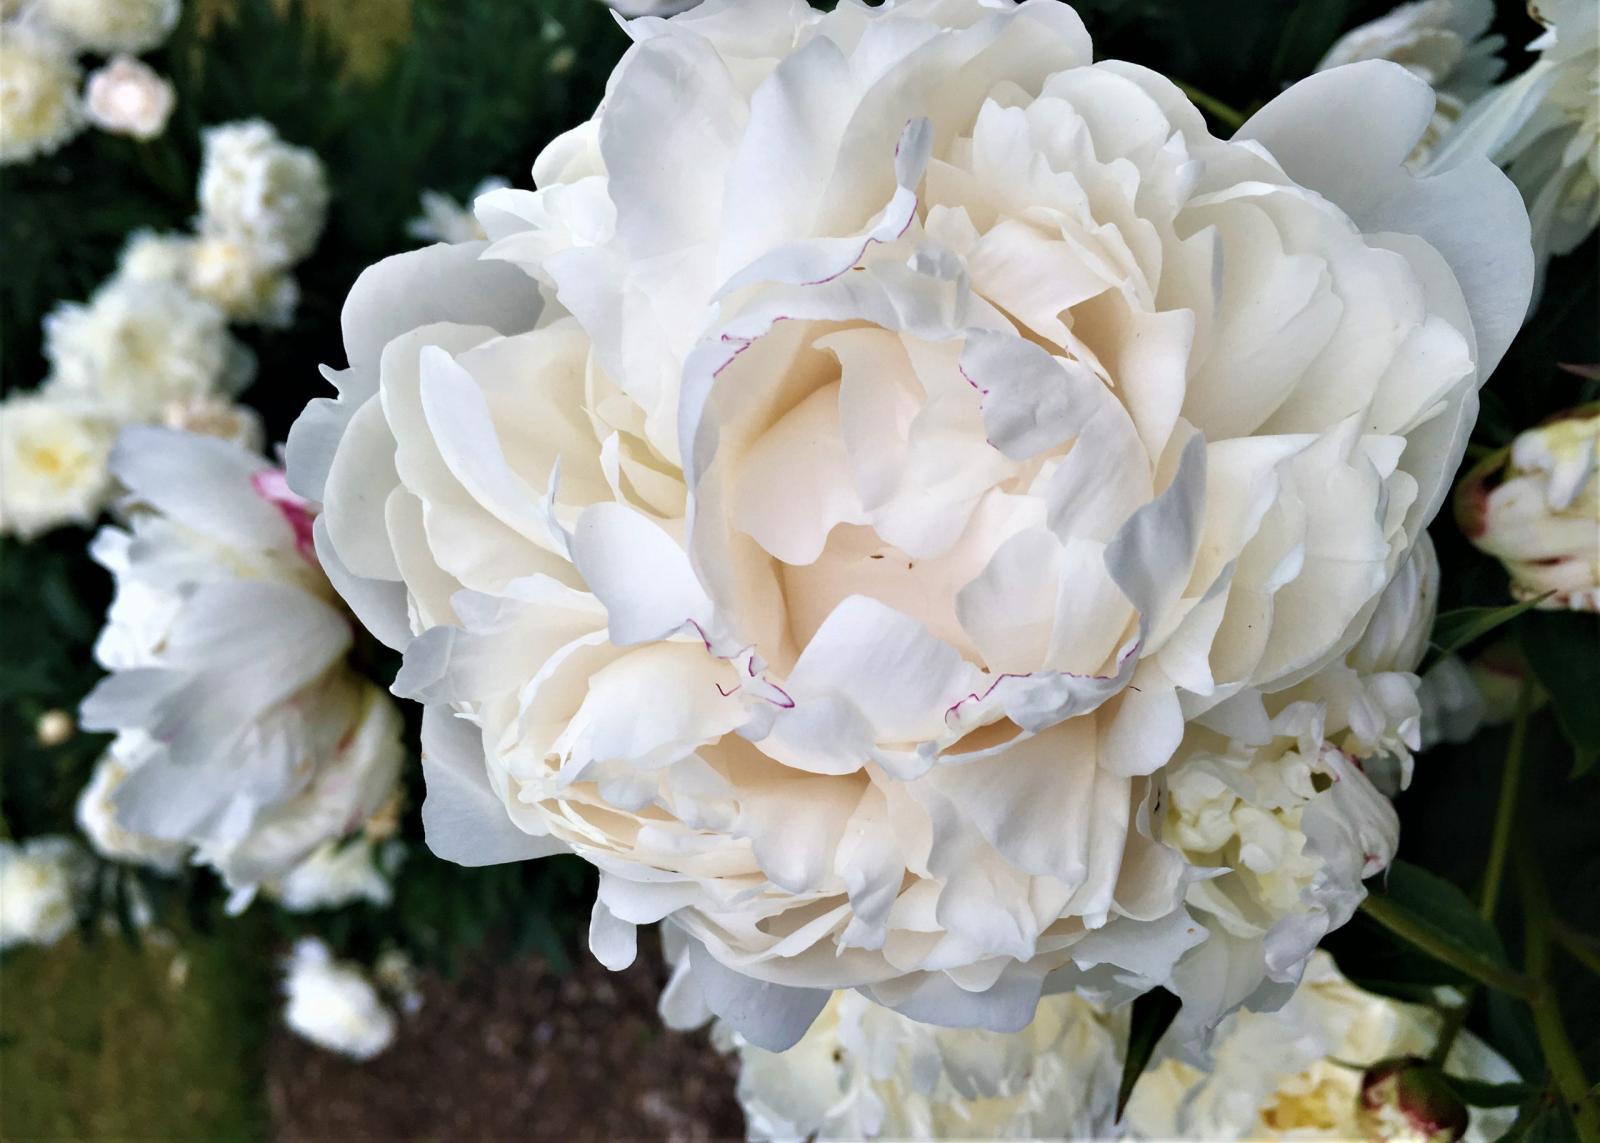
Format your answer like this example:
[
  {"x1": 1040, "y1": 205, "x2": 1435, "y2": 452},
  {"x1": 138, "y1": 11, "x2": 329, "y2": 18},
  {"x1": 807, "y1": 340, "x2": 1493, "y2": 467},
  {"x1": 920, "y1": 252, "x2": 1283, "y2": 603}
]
[{"x1": 265, "y1": 933, "x2": 744, "y2": 1142}]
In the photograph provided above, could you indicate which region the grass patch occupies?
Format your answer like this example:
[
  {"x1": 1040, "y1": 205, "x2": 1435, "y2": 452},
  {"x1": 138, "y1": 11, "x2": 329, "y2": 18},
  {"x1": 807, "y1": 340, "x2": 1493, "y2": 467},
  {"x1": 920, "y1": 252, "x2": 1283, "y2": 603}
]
[{"x1": 0, "y1": 918, "x2": 272, "y2": 1141}]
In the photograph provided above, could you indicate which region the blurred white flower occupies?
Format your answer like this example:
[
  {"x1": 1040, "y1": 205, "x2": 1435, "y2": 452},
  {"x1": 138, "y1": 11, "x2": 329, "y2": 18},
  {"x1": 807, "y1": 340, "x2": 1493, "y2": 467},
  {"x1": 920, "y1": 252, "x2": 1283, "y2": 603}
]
[
  {"x1": 601, "y1": 0, "x2": 702, "y2": 15},
  {"x1": 1431, "y1": 0, "x2": 1600, "y2": 277},
  {"x1": 674, "y1": 963, "x2": 1124, "y2": 1141},
  {"x1": 84, "y1": 55, "x2": 175, "y2": 140},
  {"x1": 0, "y1": 393, "x2": 115, "y2": 538},
  {"x1": 406, "y1": 177, "x2": 508, "y2": 245},
  {"x1": 35, "y1": 708, "x2": 75, "y2": 746},
  {"x1": 282, "y1": 938, "x2": 397, "y2": 1061},
  {"x1": 115, "y1": 229, "x2": 194, "y2": 284},
  {"x1": 76, "y1": 748, "x2": 191, "y2": 872},
  {"x1": 159, "y1": 394, "x2": 264, "y2": 450},
  {"x1": 266, "y1": 837, "x2": 401, "y2": 913},
  {"x1": 187, "y1": 233, "x2": 300, "y2": 326},
  {"x1": 31, "y1": 0, "x2": 179, "y2": 54},
  {"x1": 0, "y1": 836, "x2": 90, "y2": 951},
  {"x1": 1457, "y1": 406, "x2": 1599, "y2": 612},
  {"x1": 0, "y1": 25, "x2": 83, "y2": 165},
  {"x1": 198, "y1": 119, "x2": 329, "y2": 268},
  {"x1": 1125, "y1": 951, "x2": 1518, "y2": 1141},
  {"x1": 1317, "y1": 0, "x2": 1503, "y2": 163},
  {"x1": 42, "y1": 278, "x2": 248, "y2": 422},
  {"x1": 78, "y1": 428, "x2": 404, "y2": 901}
]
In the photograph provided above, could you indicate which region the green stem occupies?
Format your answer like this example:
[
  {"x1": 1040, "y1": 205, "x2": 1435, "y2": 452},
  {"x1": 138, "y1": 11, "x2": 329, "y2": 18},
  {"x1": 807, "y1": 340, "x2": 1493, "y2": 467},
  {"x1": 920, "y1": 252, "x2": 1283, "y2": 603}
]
[
  {"x1": 1517, "y1": 853, "x2": 1600, "y2": 1142},
  {"x1": 1430, "y1": 995, "x2": 1474, "y2": 1066},
  {"x1": 1173, "y1": 80, "x2": 1247, "y2": 131},
  {"x1": 1481, "y1": 679, "x2": 1534, "y2": 922},
  {"x1": 1359, "y1": 896, "x2": 1540, "y2": 1002},
  {"x1": 1550, "y1": 920, "x2": 1600, "y2": 979}
]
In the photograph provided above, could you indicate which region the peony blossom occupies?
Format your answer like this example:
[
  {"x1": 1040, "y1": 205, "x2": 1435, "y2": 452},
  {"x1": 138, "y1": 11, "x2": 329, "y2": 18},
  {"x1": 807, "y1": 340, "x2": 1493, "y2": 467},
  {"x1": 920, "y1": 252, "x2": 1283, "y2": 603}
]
[
  {"x1": 42, "y1": 278, "x2": 251, "y2": 423},
  {"x1": 83, "y1": 55, "x2": 175, "y2": 140},
  {"x1": 0, "y1": 393, "x2": 116, "y2": 537},
  {"x1": 1316, "y1": 0, "x2": 1503, "y2": 165},
  {"x1": 76, "y1": 750, "x2": 191, "y2": 872},
  {"x1": 158, "y1": 394, "x2": 265, "y2": 451},
  {"x1": 31, "y1": 0, "x2": 179, "y2": 55},
  {"x1": 407, "y1": 178, "x2": 509, "y2": 246},
  {"x1": 1125, "y1": 951, "x2": 1518, "y2": 1142},
  {"x1": 1430, "y1": 0, "x2": 1599, "y2": 280},
  {"x1": 265, "y1": 837, "x2": 401, "y2": 913},
  {"x1": 198, "y1": 120, "x2": 329, "y2": 268},
  {"x1": 669, "y1": 948, "x2": 1125, "y2": 1141},
  {"x1": 186, "y1": 233, "x2": 300, "y2": 327},
  {"x1": 292, "y1": 0, "x2": 1532, "y2": 1049},
  {"x1": 1456, "y1": 406, "x2": 1599, "y2": 612},
  {"x1": 0, "y1": 24, "x2": 83, "y2": 165},
  {"x1": 78, "y1": 428, "x2": 403, "y2": 904},
  {"x1": 0, "y1": 836, "x2": 90, "y2": 951},
  {"x1": 281, "y1": 938, "x2": 398, "y2": 1060}
]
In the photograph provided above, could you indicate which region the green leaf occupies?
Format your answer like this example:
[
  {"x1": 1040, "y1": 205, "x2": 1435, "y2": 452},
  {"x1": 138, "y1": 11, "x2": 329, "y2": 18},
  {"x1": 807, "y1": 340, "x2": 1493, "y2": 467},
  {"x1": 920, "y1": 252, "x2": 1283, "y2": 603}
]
[
  {"x1": 1431, "y1": 596, "x2": 1551, "y2": 659},
  {"x1": 1519, "y1": 612, "x2": 1600, "y2": 777},
  {"x1": 1441, "y1": 1076, "x2": 1536, "y2": 1108},
  {"x1": 1359, "y1": 862, "x2": 1537, "y2": 1001},
  {"x1": 1116, "y1": 986, "x2": 1181, "y2": 1122}
]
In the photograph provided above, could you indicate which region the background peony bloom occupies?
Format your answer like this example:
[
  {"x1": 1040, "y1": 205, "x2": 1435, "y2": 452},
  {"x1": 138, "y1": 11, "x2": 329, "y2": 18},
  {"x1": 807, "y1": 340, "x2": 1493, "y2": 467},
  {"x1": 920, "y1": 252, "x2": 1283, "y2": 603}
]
[
  {"x1": 115, "y1": 229, "x2": 195, "y2": 284},
  {"x1": 683, "y1": 976, "x2": 1125, "y2": 1141},
  {"x1": 186, "y1": 233, "x2": 300, "y2": 326},
  {"x1": 1430, "y1": 0, "x2": 1599, "y2": 278},
  {"x1": 407, "y1": 177, "x2": 509, "y2": 245},
  {"x1": 1315, "y1": 0, "x2": 1503, "y2": 165},
  {"x1": 197, "y1": 120, "x2": 329, "y2": 268},
  {"x1": 0, "y1": 393, "x2": 116, "y2": 538},
  {"x1": 31, "y1": 0, "x2": 179, "y2": 55},
  {"x1": 42, "y1": 278, "x2": 250, "y2": 423},
  {"x1": 0, "y1": 836, "x2": 90, "y2": 950},
  {"x1": 1456, "y1": 406, "x2": 1599, "y2": 612},
  {"x1": 0, "y1": 25, "x2": 83, "y2": 165},
  {"x1": 1124, "y1": 952, "x2": 1518, "y2": 1142},
  {"x1": 76, "y1": 750, "x2": 192, "y2": 872},
  {"x1": 265, "y1": 837, "x2": 401, "y2": 913},
  {"x1": 78, "y1": 428, "x2": 404, "y2": 903},
  {"x1": 281, "y1": 938, "x2": 397, "y2": 1061},
  {"x1": 291, "y1": 0, "x2": 1532, "y2": 1049},
  {"x1": 84, "y1": 55, "x2": 175, "y2": 141}
]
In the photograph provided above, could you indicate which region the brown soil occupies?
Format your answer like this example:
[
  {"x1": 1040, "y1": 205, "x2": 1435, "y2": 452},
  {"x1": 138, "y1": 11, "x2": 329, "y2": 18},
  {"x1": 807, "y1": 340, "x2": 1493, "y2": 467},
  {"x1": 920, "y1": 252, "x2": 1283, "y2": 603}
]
[{"x1": 265, "y1": 932, "x2": 743, "y2": 1142}]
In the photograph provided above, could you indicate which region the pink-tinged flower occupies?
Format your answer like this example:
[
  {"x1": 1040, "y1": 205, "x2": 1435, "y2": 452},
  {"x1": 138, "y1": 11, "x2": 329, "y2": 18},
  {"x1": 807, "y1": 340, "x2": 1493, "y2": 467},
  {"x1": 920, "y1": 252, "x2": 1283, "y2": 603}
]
[
  {"x1": 84, "y1": 56, "x2": 174, "y2": 141},
  {"x1": 290, "y1": 0, "x2": 1532, "y2": 1050}
]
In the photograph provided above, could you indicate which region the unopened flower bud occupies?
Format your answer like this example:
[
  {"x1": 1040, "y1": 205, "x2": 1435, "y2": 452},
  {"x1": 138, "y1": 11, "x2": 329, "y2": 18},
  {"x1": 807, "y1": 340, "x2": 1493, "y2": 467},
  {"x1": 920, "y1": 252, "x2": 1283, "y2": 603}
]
[{"x1": 1359, "y1": 1057, "x2": 1469, "y2": 1143}]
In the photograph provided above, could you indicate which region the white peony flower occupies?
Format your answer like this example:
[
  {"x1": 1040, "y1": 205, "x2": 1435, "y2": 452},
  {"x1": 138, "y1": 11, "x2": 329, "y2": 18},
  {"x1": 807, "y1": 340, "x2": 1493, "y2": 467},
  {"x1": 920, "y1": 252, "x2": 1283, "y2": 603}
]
[
  {"x1": 1316, "y1": 0, "x2": 1503, "y2": 164},
  {"x1": 83, "y1": 55, "x2": 175, "y2": 141},
  {"x1": 265, "y1": 837, "x2": 401, "y2": 913},
  {"x1": 679, "y1": 973, "x2": 1124, "y2": 1141},
  {"x1": 42, "y1": 278, "x2": 250, "y2": 423},
  {"x1": 186, "y1": 233, "x2": 300, "y2": 326},
  {"x1": 31, "y1": 0, "x2": 179, "y2": 54},
  {"x1": 1430, "y1": 0, "x2": 1600, "y2": 278},
  {"x1": 600, "y1": 0, "x2": 702, "y2": 16},
  {"x1": 78, "y1": 427, "x2": 404, "y2": 901},
  {"x1": 0, "y1": 393, "x2": 116, "y2": 538},
  {"x1": 281, "y1": 938, "x2": 397, "y2": 1060},
  {"x1": 407, "y1": 178, "x2": 509, "y2": 245},
  {"x1": 0, "y1": 835, "x2": 90, "y2": 950},
  {"x1": 0, "y1": 24, "x2": 83, "y2": 165},
  {"x1": 1125, "y1": 951, "x2": 1519, "y2": 1142},
  {"x1": 76, "y1": 748, "x2": 191, "y2": 872},
  {"x1": 158, "y1": 393, "x2": 264, "y2": 451},
  {"x1": 291, "y1": 0, "x2": 1532, "y2": 1050},
  {"x1": 115, "y1": 229, "x2": 194, "y2": 284},
  {"x1": 1457, "y1": 406, "x2": 1599, "y2": 612},
  {"x1": 197, "y1": 119, "x2": 329, "y2": 268}
]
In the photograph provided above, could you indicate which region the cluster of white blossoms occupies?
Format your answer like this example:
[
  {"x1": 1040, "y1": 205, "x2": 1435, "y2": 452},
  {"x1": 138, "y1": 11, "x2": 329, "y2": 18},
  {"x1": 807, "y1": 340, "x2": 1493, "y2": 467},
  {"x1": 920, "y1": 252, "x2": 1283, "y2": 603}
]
[
  {"x1": 0, "y1": 0, "x2": 180, "y2": 162},
  {"x1": 1429, "y1": 0, "x2": 1600, "y2": 281},
  {"x1": 1315, "y1": 0, "x2": 1504, "y2": 165},
  {"x1": 75, "y1": 427, "x2": 404, "y2": 911},
  {"x1": 703, "y1": 948, "x2": 1516, "y2": 1142},
  {"x1": 1457, "y1": 405, "x2": 1600, "y2": 612},
  {"x1": 280, "y1": 938, "x2": 401, "y2": 1061},
  {"x1": 292, "y1": 0, "x2": 1532, "y2": 1052},
  {"x1": 0, "y1": 835, "x2": 91, "y2": 951},
  {"x1": 0, "y1": 117, "x2": 327, "y2": 540},
  {"x1": 1124, "y1": 953, "x2": 1518, "y2": 1142}
]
